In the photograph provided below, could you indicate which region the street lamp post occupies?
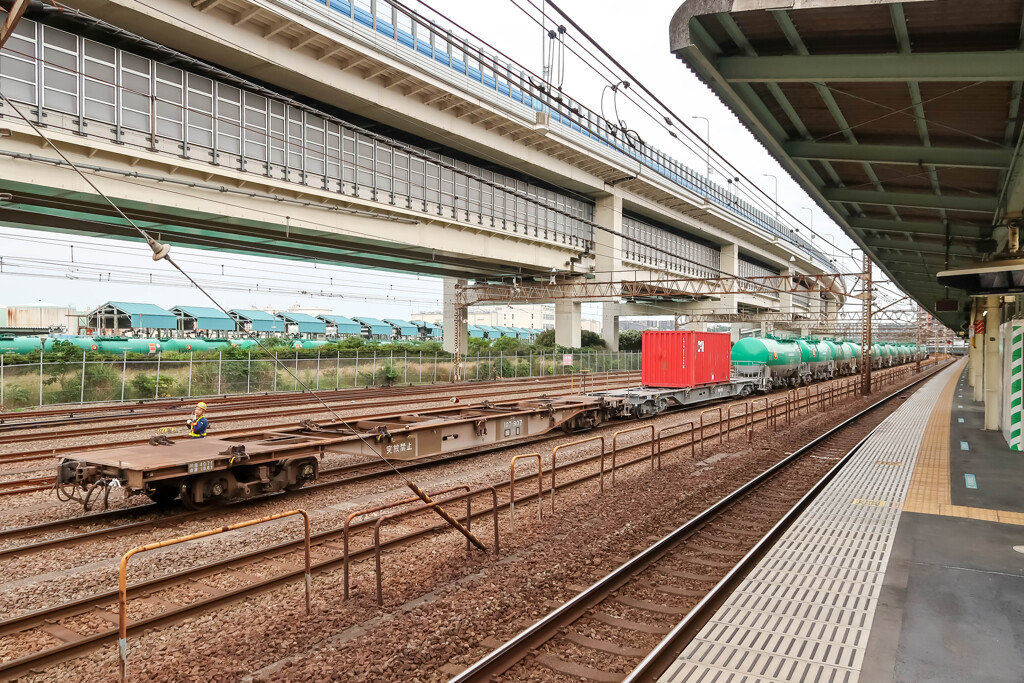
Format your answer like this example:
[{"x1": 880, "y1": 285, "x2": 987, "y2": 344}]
[
  {"x1": 801, "y1": 206, "x2": 814, "y2": 234},
  {"x1": 691, "y1": 116, "x2": 711, "y2": 180}
]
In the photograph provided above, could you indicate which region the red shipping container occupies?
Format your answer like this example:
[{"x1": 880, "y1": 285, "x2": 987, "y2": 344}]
[{"x1": 641, "y1": 330, "x2": 732, "y2": 388}]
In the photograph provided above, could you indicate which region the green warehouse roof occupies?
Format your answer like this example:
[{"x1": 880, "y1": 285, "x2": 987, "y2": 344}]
[
  {"x1": 170, "y1": 305, "x2": 236, "y2": 332},
  {"x1": 275, "y1": 312, "x2": 327, "y2": 334},
  {"x1": 352, "y1": 317, "x2": 393, "y2": 336},
  {"x1": 91, "y1": 302, "x2": 177, "y2": 329},
  {"x1": 229, "y1": 309, "x2": 287, "y2": 333},
  {"x1": 383, "y1": 319, "x2": 420, "y2": 336},
  {"x1": 318, "y1": 315, "x2": 362, "y2": 335}
]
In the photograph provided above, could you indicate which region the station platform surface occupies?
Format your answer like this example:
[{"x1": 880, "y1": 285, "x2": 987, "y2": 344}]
[{"x1": 658, "y1": 359, "x2": 1024, "y2": 683}]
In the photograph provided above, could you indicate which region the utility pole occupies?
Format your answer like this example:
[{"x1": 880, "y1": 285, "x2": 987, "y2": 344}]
[{"x1": 861, "y1": 254, "x2": 873, "y2": 396}]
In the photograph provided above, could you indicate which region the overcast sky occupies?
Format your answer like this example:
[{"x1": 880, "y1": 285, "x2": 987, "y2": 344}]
[{"x1": 0, "y1": 0, "x2": 881, "y2": 318}]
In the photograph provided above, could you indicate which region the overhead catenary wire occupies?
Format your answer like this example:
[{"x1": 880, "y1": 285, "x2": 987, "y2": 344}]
[
  {"x1": 0, "y1": 85, "x2": 487, "y2": 551},
  {"x1": 522, "y1": 0, "x2": 865, "y2": 266}
]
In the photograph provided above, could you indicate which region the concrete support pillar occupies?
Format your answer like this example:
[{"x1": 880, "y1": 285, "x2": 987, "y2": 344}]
[
  {"x1": 602, "y1": 303, "x2": 620, "y2": 351},
  {"x1": 720, "y1": 243, "x2": 740, "y2": 315},
  {"x1": 593, "y1": 194, "x2": 623, "y2": 277},
  {"x1": 442, "y1": 277, "x2": 468, "y2": 356},
  {"x1": 983, "y1": 295, "x2": 1002, "y2": 430},
  {"x1": 969, "y1": 299, "x2": 982, "y2": 398},
  {"x1": 777, "y1": 268, "x2": 794, "y2": 338},
  {"x1": 730, "y1": 323, "x2": 743, "y2": 343},
  {"x1": 555, "y1": 300, "x2": 582, "y2": 348}
]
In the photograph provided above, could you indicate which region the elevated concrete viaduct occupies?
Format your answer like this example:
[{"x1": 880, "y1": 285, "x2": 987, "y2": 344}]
[{"x1": 1, "y1": 1, "x2": 837, "y2": 353}]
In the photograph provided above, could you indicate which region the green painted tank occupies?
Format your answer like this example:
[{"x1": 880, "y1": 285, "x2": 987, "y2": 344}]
[
  {"x1": 158, "y1": 339, "x2": 189, "y2": 352},
  {"x1": 231, "y1": 339, "x2": 258, "y2": 350},
  {"x1": 203, "y1": 339, "x2": 232, "y2": 350},
  {"x1": 41, "y1": 337, "x2": 96, "y2": 352},
  {"x1": 800, "y1": 338, "x2": 834, "y2": 377},
  {"x1": 882, "y1": 343, "x2": 897, "y2": 365},
  {"x1": 824, "y1": 339, "x2": 852, "y2": 374},
  {"x1": 64, "y1": 337, "x2": 99, "y2": 352},
  {"x1": 730, "y1": 337, "x2": 802, "y2": 384},
  {"x1": 301, "y1": 340, "x2": 328, "y2": 349},
  {"x1": 0, "y1": 336, "x2": 45, "y2": 354},
  {"x1": 793, "y1": 339, "x2": 814, "y2": 364},
  {"x1": 823, "y1": 339, "x2": 843, "y2": 362},
  {"x1": 94, "y1": 337, "x2": 162, "y2": 354},
  {"x1": 846, "y1": 342, "x2": 862, "y2": 363},
  {"x1": 165, "y1": 339, "x2": 211, "y2": 352}
]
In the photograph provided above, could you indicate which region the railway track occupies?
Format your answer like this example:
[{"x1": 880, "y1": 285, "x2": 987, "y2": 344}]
[
  {"x1": 0, "y1": 373, "x2": 639, "y2": 466},
  {"x1": 448, "y1": 362, "x2": 945, "y2": 683},
  {"x1": 0, "y1": 371, "x2": 636, "y2": 443},
  {"x1": 0, "y1": 401, "x2": 731, "y2": 678},
  {"x1": 0, "y1": 362, "x2": 945, "y2": 678},
  {"x1": 0, "y1": 371, "x2": 630, "y2": 429}
]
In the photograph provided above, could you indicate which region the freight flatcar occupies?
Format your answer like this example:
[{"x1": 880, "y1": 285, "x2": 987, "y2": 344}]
[{"x1": 56, "y1": 395, "x2": 633, "y2": 510}]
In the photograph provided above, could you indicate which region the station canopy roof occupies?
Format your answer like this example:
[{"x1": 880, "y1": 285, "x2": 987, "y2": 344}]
[
  {"x1": 352, "y1": 317, "x2": 393, "y2": 335},
  {"x1": 317, "y1": 314, "x2": 362, "y2": 335},
  {"x1": 275, "y1": 312, "x2": 327, "y2": 334},
  {"x1": 383, "y1": 319, "x2": 420, "y2": 336},
  {"x1": 91, "y1": 302, "x2": 176, "y2": 329},
  {"x1": 229, "y1": 309, "x2": 286, "y2": 332},
  {"x1": 170, "y1": 305, "x2": 235, "y2": 331},
  {"x1": 669, "y1": 0, "x2": 1024, "y2": 332}
]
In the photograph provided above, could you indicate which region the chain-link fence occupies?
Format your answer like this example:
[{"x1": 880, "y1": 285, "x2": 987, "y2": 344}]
[{"x1": 0, "y1": 350, "x2": 641, "y2": 409}]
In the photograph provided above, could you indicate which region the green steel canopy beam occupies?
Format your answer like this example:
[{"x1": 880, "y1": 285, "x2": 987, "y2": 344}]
[
  {"x1": 848, "y1": 217, "x2": 984, "y2": 238},
  {"x1": 784, "y1": 141, "x2": 1013, "y2": 169},
  {"x1": 823, "y1": 188, "x2": 998, "y2": 213},
  {"x1": 717, "y1": 51, "x2": 1024, "y2": 83}
]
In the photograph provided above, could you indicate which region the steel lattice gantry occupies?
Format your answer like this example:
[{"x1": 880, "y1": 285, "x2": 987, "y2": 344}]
[{"x1": 669, "y1": 0, "x2": 1024, "y2": 333}]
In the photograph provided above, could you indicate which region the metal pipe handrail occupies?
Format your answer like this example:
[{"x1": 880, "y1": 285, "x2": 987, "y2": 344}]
[
  {"x1": 509, "y1": 453, "x2": 543, "y2": 532},
  {"x1": 550, "y1": 435, "x2": 605, "y2": 511},
  {"x1": 449, "y1": 362, "x2": 949, "y2": 683},
  {"x1": 372, "y1": 486, "x2": 499, "y2": 605},
  {"x1": 117, "y1": 509, "x2": 311, "y2": 682}
]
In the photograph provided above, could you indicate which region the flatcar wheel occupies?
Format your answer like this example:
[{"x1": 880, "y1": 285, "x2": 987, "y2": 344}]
[
  {"x1": 286, "y1": 459, "x2": 318, "y2": 492},
  {"x1": 179, "y1": 475, "x2": 226, "y2": 510}
]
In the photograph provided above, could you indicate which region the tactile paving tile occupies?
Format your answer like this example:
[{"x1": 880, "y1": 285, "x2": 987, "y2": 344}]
[{"x1": 658, "y1": 365, "x2": 959, "y2": 683}]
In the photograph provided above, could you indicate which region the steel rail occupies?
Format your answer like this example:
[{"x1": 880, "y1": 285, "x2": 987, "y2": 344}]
[
  {"x1": 447, "y1": 360, "x2": 949, "y2": 682},
  {"x1": 0, "y1": 362, "x2": 945, "y2": 678},
  {"x1": 0, "y1": 414, "x2": 729, "y2": 677},
  {"x1": 0, "y1": 364, "x2": 906, "y2": 550},
  {"x1": 0, "y1": 361, "x2": 914, "y2": 468},
  {"x1": 0, "y1": 364, "x2": 918, "y2": 555},
  {"x1": 0, "y1": 368, "x2": 640, "y2": 427},
  {"x1": 0, "y1": 373, "x2": 640, "y2": 447}
]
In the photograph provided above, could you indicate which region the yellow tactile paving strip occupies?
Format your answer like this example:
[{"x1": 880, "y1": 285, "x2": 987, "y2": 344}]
[{"x1": 903, "y1": 359, "x2": 1024, "y2": 525}]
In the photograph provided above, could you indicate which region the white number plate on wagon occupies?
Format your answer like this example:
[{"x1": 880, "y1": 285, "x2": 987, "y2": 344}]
[{"x1": 187, "y1": 460, "x2": 215, "y2": 473}]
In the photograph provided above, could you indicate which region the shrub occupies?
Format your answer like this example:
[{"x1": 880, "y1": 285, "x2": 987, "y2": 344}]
[{"x1": 129, "y1": 373, "x2": 176, "y2": 399}]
